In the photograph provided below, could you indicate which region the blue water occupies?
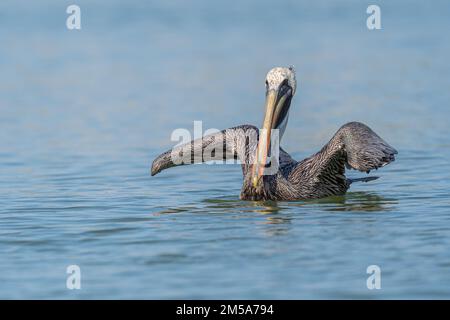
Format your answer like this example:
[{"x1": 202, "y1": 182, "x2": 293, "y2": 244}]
[{"x1": 1, "y1": 0, "x2": 450, "y2": 299}]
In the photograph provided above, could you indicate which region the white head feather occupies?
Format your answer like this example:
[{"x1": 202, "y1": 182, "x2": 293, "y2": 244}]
[{"x1": 265, "y1": 66, "x2": 297, "y2": 95}]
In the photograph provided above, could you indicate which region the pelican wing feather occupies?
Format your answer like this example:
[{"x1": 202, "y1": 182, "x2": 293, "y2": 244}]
[{"x1": 291, "y1": 122, "x2": 398, "y2": 198}]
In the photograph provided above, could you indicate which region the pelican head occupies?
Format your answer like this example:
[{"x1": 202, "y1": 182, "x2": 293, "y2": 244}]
[{"x1": 253, "y1": 66, "x2": 297, "y2": 187}]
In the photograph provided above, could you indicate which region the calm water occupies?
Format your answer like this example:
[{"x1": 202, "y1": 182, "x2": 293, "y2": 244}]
[{"x1": 1, "y1": 0, "x2": 450, "y2": 299}]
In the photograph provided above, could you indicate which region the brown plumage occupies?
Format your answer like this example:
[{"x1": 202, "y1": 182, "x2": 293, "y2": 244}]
[{"x1": 151, "y1": 67, "x2": 398, "y2": 201}]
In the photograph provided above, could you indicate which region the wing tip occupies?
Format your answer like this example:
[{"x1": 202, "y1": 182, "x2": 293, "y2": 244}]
[{"x1": 150, "y1": 158, "x2": 161, "y2": 176}]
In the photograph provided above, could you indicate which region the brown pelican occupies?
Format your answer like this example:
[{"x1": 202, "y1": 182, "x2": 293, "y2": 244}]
[{"x1": 151, "y1": 67, "x2": 397, "y2": 201}]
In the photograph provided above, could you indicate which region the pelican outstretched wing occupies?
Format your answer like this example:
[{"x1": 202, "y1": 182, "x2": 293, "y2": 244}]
[
  {"x1": 151, "y1": 125, "x2": 259, "y2": 176},
  {"x1": 292, "y1": 122, "x2": 398, "y2": 197}
]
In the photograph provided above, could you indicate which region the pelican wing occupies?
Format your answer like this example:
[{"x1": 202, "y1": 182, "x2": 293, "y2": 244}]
[
  {"x1": 151, "y1": 125, "x2": 259, "y2": 176},
  {"x1": 292, "y1": 122, "x2": 397, "y2": 196}
]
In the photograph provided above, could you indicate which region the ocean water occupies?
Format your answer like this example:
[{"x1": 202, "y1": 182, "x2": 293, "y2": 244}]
[{"x1": 1, "y1": 0, "x2": 450, "y2": 299}]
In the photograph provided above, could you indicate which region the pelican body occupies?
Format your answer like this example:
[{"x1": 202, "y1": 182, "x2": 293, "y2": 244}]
[{"x1": 151, "y1": 67, "x2": 397, "y2": 201}]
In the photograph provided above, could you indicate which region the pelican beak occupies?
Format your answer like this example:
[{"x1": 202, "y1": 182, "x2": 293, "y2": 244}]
[{"x1": 252, "y1": 87, "x2": 292, "y2": 188}]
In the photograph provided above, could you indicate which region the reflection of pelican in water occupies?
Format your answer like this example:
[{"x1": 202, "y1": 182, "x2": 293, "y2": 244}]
[
  {"x1": 151, "y1": 67, "x2": 397, "y2": 201},
  {"x1": 201, "y1": 191, "x2": 397, "y2": 215},
  {"x1": 296, "y1": 192, "x2": 398, "y2": 212}
]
